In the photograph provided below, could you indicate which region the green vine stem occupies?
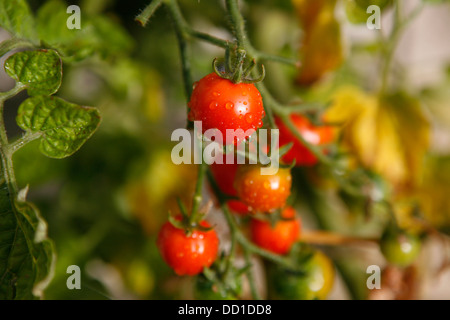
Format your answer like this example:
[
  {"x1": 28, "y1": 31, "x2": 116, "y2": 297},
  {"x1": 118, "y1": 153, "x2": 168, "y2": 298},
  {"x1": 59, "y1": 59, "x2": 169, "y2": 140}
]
[
  {"x1": 165, "y1": 0, "x2": 194, "y2": 101},
  {"x1": 135, "y1": 0, "x2": 164, "y2": 27},
  {"x1": 0, "y1": 83, "x2": 27, "y2": 194}
]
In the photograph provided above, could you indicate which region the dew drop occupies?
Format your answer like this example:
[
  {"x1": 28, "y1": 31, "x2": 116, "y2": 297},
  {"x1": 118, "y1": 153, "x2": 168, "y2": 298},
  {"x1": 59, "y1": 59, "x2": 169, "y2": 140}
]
[
  {"x1": 193, "y1": 81, "x2": 199, "y2": 89},
  {"x1": 263, "y1": 181, "x2": 271, "y2": 190},
  {"x1": 245, "y1": 114, "x2": 253, "y2": 124},
  {"x1": 243, "y1": 101, "x2": 248, "y2": 105},
  {"x1": 226, "y1": 102, "x2": 234, "y2": 110},
  {"x1": 213, "y1": 91, "x2": 220, "y2": 97},
  {"x1": 209, "y1": 102, "x2": 219, "y2": 110},
  {"x1": 242, "y1": 91, "x2": 248, "y2": 96},
  {"x1": 239, "y1": 114, "x2": 243, "y2": 120}
]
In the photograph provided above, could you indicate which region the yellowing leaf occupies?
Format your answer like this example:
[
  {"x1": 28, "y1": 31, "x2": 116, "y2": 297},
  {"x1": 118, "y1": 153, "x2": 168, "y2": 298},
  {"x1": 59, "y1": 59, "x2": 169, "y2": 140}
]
[
  {"x1": 414, "y1": 156, "x2": 450, "y2": 231},
  {"x1": 326, "y1": 87, "x2": 430, "y2": 189},
  {"x1": 292, "y1": 0, "x2": 343, "y2": 86}
]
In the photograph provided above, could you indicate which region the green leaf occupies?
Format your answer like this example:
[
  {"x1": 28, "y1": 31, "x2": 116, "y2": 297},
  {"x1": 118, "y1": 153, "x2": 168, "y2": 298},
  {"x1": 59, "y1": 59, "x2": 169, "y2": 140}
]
[
  {"x1": 0, "y1": 0, "x2": 36, "y2": 40},
  {"x1": 0, "y1": 185, "x2": 55, "y2": 299},
  {"x1": 5, "y1": 50, "x2": 62, "y2": 96},
  {"x1": 16, "y1": 96, "x2": 101, "y2": 159},
  {"x1": 36, "y1": 0, "x2": 133, "y2": 60}
]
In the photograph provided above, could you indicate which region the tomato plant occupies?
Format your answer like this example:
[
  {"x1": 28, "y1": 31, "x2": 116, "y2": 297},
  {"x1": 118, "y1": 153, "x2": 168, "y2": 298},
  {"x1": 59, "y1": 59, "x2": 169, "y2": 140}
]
[{"x1": 0, "y1": 0, "x2": 448, "y2": 301}]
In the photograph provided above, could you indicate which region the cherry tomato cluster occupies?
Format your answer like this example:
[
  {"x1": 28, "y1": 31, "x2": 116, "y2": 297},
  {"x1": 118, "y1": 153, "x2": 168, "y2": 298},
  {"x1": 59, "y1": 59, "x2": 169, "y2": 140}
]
[{"x1": 157, "y1": 69, "x2": 337, "y2": 299}]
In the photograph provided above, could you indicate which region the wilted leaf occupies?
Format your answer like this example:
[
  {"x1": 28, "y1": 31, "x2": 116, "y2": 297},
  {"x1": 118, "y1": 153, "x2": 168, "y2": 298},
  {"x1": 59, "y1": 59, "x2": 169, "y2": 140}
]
[
  {"x1": 326, "y1": 87, "x2": 430, "y2": 189},
  {"x1": 292, "y1": 0, "x2": 343, "y2": 86},
  {"x1": 0, "y1": 184, "x2": 54, "y2": 299},
  {"x1": 5, "y1": 50, "x2": 62, "y2": 96},
  {"x1": 16, "y1": 96, "x2": 101, "y2": 159}
]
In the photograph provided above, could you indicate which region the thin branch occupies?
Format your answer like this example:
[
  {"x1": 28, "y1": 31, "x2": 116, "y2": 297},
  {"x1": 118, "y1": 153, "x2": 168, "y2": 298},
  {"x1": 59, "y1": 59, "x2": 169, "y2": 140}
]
[
  {"x1": 8, "y1": 132, "x2": 42, "y2": 155},
  {"x1": 135, "y1": 0, "x2": 164, "y2": 27},
  {"x1": 300, "y1": 230, "x2": 378, "y2": 246}
]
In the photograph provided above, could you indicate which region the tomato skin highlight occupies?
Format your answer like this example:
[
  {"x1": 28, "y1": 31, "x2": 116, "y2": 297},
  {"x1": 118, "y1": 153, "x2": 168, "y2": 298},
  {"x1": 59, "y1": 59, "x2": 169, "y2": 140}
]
[
  {"x1": 188, "y1": 73, "x2": 265, "y2": 145},
  {"x1": 234, "y1": 165, "x2": 292, "y2": 213},
  {"x1": 275, "y1": 114, "x2": 333, "y2": 166},
  {"x1": 251, "y1": 206, "x2": 301, "y2": 254},
  {"x1": 157, "y1": 220, "x2": 219, "y2": 276}
]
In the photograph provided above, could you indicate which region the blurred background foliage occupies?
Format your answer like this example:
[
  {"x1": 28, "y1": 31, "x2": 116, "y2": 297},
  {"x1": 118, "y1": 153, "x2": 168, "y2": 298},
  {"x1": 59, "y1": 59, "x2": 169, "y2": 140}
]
[{"x1": 1, "y1": 0, "x2": 449, "y2": 299}]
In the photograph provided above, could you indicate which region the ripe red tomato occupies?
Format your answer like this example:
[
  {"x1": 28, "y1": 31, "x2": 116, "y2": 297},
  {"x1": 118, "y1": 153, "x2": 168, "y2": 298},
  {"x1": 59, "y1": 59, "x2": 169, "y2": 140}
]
[
  {"x1": 251, "y1": 206, "x2": 301, "y2": 254},
  {"x1": 275, "y1": 114, "x2": 333, "y2": 166},
  {"x1": 157, "y1": 220, "x2": 219, "y2": 276},
  {"x1": 234, "y1": 165, "x2": 292, "y2": 212},
  {"x1": 210, "y1": 154, "x2": 251, "y2": 214},
  {"x1": 188, "y1": 73, "x2": 265, "y2": 145}
]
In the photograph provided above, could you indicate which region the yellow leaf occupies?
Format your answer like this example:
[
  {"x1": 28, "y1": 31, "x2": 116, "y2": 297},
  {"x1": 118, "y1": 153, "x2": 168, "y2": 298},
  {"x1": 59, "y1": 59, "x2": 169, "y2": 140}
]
[
  {"x1": 414, "y1": 156, "x2": 450, "y2": 231},
  {"x1": 326, "y1": 87, "x2": 430, "y2": 189},
  {"x1": 292, "y1": 0, "x2": 342, "y2": 86}
]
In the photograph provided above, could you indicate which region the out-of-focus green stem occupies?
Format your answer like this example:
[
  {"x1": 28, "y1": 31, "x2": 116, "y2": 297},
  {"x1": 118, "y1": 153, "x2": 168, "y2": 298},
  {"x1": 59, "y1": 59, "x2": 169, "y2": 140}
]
[
  {"x1": 165, "y1": 0, "x2": 194, "y2": 101},
  {"x1": 135, "y1": 0, "x2": 163, "y2": 27}
]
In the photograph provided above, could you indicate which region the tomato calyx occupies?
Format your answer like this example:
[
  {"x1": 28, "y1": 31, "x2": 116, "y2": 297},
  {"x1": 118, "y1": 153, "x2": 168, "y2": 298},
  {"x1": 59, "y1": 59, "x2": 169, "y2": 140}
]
[
  {"x1": 168, "y1": 198, "x2": 213, "y2": 236},
  {"x1": 212, "y1": 46, "x2": 265, "y2": 84}
]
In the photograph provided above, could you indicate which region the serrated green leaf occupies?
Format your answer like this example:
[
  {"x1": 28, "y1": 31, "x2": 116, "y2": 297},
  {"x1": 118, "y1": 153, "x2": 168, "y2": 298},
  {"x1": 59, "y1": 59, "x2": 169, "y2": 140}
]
[
  {"x1": 5, "y1": 50, "x2": 62, "y2": 96},
  {"x1": 16, "y1": 96, "x2": 101, "y2": 159},
  {"x1": 0, "y1": 0, "x2": 36, "y2": 40},
  {"x1": 0, "y1": 184, "x2": 54, "y2": 299}
]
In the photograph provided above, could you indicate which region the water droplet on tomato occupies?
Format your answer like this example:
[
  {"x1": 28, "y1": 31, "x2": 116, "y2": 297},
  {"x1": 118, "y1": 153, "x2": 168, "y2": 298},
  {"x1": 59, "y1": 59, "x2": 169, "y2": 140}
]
[
  {"x1": 225, "y1": 102, "x2": 234, "y2": 110},
  {"x1": 243, "y1": 101, "x2": 248, "y2": 105},
  {"x1": 213, "y1": 92, "x2": 220, "y2": 97},
  {"x1": 245, "y1": 114, "x2": 253, "y2": 124},
  {"x1": 209, "y1": 102, "x2": 219, "y2": 110},
  {"x1": 193, "y1": 81, "x2": 199, "y2": 89},
  {"x1": 242, "y1": 91, "x2": 248, "y2": 96},
  {"x1": 263, "y1": 181, "x2": 271, "y2": 190}
]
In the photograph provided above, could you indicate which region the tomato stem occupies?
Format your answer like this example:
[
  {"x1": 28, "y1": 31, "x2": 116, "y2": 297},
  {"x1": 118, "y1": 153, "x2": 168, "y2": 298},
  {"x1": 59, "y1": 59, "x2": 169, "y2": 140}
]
[
  {"x1": 135, "y1": 0, "x2": 163, "y2": 27},
  {"x1": 189, "y1": 160, "x2": 208, "y2": 224}
]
